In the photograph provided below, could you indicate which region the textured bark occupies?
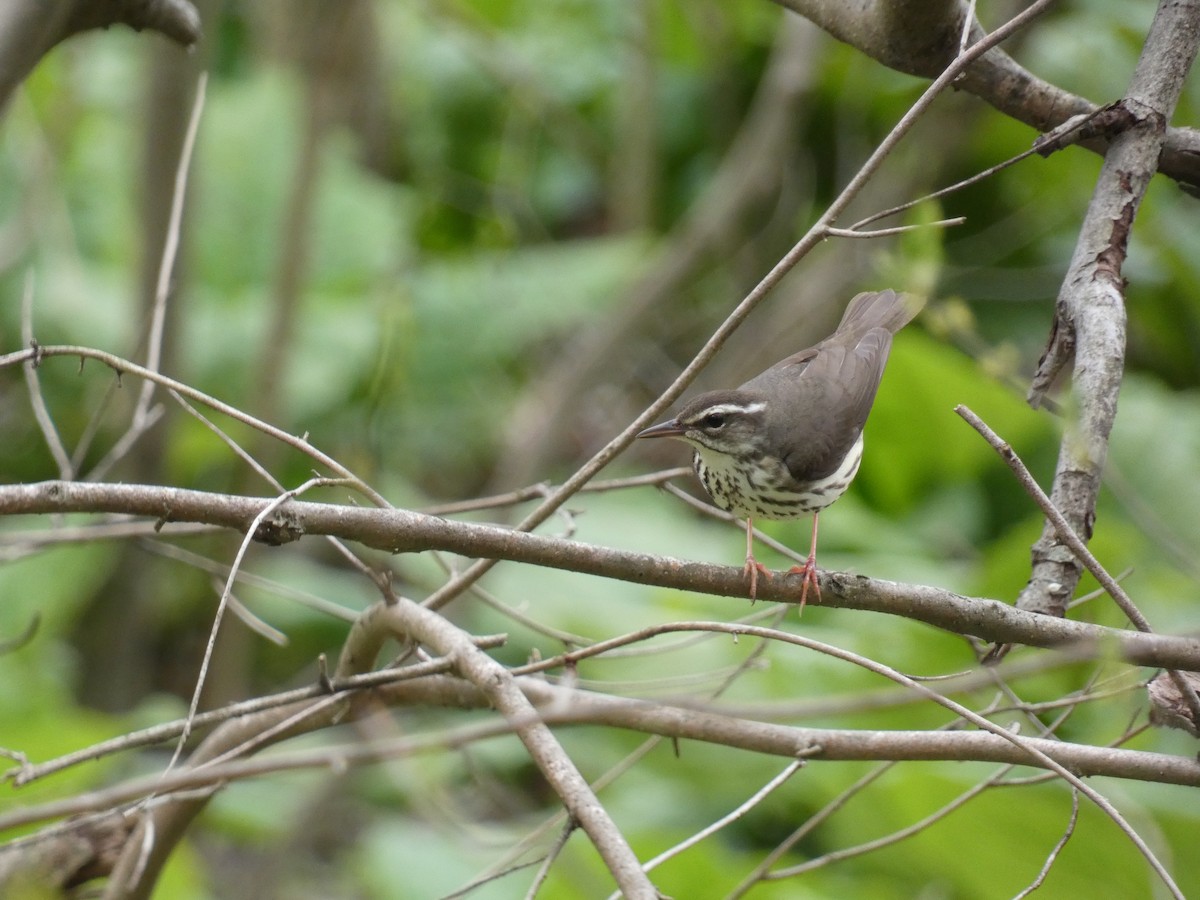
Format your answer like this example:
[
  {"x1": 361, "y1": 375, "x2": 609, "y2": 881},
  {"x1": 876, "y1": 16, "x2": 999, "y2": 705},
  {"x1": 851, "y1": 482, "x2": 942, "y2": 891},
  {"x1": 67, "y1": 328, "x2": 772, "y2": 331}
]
[
  {"x1": 774, "y1": 0, "x2": 1200, "y2": 193},
  {"x1": 1018, "y1": 0, "x2": 1200, "y2": 622},
  {"x1": 4, "y1": 479, "x2": 1200, "y2": 670}
]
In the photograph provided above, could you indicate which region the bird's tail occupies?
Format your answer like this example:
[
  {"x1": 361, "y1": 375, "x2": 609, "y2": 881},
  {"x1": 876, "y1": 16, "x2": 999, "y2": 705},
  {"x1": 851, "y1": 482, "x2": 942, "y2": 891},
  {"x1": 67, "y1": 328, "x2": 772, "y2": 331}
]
[{"x1": 837, "y1": 289, "x2": 925, "y2": 336}]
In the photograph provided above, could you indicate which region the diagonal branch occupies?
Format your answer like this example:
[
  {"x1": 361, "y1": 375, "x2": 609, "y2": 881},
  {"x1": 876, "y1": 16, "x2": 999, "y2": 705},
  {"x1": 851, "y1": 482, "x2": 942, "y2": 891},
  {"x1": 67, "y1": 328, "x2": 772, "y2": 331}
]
[
  {"x1": 340, "y1": 597, "x2": 657, "y2": 897},
  {"x1": 958, "y1": 405, "x2": 1200, "y2": 726},
  {"x1": 773, "y1": 0, "x2": 1200, "y2": 193},
  {"x1": 413, "y1": 0, "x2": 1058, "y2": 617},
  {"x1": 1018, "y1": 0, "x2": 1200, "y2": 622}
]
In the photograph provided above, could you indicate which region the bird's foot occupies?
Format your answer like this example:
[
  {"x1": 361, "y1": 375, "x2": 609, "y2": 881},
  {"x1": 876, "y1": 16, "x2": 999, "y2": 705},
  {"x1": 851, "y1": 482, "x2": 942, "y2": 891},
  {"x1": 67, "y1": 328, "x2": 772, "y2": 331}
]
[
  {"x1": 743, "y1": 557, "x2": 771, "y2": 601},
  {"x1": 786, "y1": 555, "x2": 821, "y2": 615}
]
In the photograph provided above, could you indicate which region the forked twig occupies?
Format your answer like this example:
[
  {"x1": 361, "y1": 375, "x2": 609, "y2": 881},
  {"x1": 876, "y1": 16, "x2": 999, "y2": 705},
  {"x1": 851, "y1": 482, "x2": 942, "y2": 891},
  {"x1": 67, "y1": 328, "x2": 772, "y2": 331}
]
[
  {"x1": 1012, "y1": 789, "x2": 1079, "y2": 900},
  {"x1": 164, "y1": 476, "x2": 354, "y2": 773},
  {"x1": 956, "y1": 404, "x2": 1200, "y2": 728},
  {"x1": 768, "y1": 765, "x2": 1012, "y2": 879},
  {"x1": 616, "y1": 758, "x2": 806, "y2": 894}
]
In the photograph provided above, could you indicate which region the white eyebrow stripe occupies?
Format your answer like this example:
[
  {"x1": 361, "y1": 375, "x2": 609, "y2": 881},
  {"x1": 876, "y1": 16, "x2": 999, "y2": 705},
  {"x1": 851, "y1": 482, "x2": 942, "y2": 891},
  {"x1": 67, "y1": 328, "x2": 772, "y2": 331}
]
[
  {"x1": 687, "y1": 401, "x2": 767, "y2": 423},
  {"x1": 702, "y1": 402, "x2": 765, "y2": 416}
]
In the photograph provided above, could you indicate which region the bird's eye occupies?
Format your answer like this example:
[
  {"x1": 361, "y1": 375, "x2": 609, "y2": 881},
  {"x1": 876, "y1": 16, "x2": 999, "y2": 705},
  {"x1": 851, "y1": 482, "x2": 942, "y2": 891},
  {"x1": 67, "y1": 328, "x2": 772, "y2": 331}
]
[{"x1": 702, "y1": 412, "x2": 726, "y2": 429}]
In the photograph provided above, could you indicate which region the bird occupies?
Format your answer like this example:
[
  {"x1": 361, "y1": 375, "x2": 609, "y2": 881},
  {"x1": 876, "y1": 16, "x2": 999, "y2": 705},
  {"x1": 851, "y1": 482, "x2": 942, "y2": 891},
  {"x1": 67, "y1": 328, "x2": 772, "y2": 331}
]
[{"x1": 637, "y1": 289, "x2": 921, "y2": 608}]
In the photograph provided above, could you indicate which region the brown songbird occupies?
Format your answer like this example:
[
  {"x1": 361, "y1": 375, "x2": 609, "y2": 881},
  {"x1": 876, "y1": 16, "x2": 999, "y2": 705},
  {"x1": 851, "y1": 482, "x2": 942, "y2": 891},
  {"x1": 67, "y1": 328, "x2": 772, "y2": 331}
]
[{"x1": 637, "y1": 289, "x2": 921, "y2": 606}]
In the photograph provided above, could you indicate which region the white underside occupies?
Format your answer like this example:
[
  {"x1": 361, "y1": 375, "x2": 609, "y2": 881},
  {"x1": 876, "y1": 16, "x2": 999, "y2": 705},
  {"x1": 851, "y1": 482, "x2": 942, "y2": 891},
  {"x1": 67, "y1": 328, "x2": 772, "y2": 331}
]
[{"x1": 694, "y1": 433, "x2": 863, "y2": 520}]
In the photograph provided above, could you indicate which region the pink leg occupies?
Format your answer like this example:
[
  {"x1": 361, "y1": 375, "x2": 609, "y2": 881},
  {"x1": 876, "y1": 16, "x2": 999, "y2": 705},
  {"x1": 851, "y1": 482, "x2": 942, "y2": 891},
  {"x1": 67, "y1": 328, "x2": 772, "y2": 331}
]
[
  {"x1": 742, "y1": 517, "x2": 769, "y2": 601},
  {"x1": 786, "y1": 513, "x2": 821, "y2": 614}
]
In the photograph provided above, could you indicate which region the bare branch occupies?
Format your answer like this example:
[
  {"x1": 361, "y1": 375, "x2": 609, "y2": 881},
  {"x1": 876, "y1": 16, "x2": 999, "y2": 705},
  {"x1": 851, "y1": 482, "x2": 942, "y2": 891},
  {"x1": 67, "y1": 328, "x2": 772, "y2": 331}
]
[
  {"x1": 958, "y1": 403, "x2": 1200, "y2": 727},
  {"x1": 823, "y1": 217, "x2": 965, "y2": 239},
  {"x1": 414, "y1": 0, "x2": 1059, "y2": 617},
  {"x1": 773, "y1": 0, "x2": 1200, "y2": 192},
  {"x1": 1012, "y1": 790, "x2": 1080, "y2": 900},
  {"x1": 345, "y1": 596, "x2": 657, "y2": 898},
  {"x1": 0, "y1": 0, "x2": 201, "y2": 111},
  {"x1": 6, "y1": 647, "x2": 510, "y2": 788},
  {"x1": 167, "y1": 477, "x2": 351, "y2": 772},
  {"x1": 727, "y1": 761, "x2": 895, "y2": 897},
  {"x1": 4, "y1": 478, "x2": 1200, "y2": 670},
  {"x1": 769, "y1": 765, "x2": 1010, "y2": 878},
  {"x1": 1020, "y1": 0, "x2": 1200, "y2": 622},
  {"x1": 420, "y1": 467, "x2": 693, "y2": 517},
  {"x1": 630, "y1": 759, "x2": 807, "y2": 886},
  {"x1": 0, "y1": 344, "x2": 389, "y2": 507},
  {"x1": 6, "y1": 675, "x2": 1199, "y2": 827}
]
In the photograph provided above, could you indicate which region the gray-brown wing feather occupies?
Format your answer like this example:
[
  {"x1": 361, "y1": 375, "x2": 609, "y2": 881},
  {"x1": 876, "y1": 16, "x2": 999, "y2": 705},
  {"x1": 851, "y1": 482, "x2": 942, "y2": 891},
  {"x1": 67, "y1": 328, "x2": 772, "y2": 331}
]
[
  {"x1": 742, "y1": 329, "x2": 892, "y2": 481},
  {"x1": 740, "y1": 291, "x2": 911, "y2": 482}
]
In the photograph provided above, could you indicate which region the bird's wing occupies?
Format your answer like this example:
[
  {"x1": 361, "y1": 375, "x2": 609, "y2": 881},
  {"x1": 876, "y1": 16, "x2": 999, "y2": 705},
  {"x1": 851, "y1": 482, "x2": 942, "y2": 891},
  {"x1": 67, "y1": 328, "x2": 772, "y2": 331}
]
[{"x1": 742, "y1": 327, "x2": 894, "y2": 481}]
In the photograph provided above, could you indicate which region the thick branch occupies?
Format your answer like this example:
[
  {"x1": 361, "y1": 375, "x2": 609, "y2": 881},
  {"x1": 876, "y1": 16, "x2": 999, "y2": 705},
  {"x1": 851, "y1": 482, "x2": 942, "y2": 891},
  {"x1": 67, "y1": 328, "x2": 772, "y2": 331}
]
[
  {"x1": 4, "y1": 676, "x2": 1199, "y2": 843},
  {"x1": 0, "y1": 0, "x2": 201, "y2": 111},
  {"x1": 774, "y1": 0, "x2": 1200, "y2": 192},
  {"x1": 1019, "y1": 0, "x2": 1200, "y2": 620},
  {"x1": 341, "y1": 599, "x2": 656, "y2": 897},
  {"x1": 5, "y1": 480, "x2": 1200, "y2": 669},
  {"x1": 104, "y1": 600, "x2": 654, "y2": 898}
]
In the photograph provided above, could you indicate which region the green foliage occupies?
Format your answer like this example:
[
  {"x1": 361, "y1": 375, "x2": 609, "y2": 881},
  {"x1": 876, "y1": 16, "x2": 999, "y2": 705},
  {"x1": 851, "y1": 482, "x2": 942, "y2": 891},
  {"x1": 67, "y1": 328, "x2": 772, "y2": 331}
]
[{"x1": 4, "y1": 1, "x2": 1200, "y2": 897}]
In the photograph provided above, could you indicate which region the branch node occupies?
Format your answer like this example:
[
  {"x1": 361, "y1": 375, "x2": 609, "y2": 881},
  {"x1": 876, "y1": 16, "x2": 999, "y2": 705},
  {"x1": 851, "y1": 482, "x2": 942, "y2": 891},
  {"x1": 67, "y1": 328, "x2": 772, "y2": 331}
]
[
  {"x1": 1032, "y1": 99, "x2": 1161, "y2": 157},
  {"x1": 252, "y1": 509, "x2": 304, "y2": 546},
  {"x1": 316, "y1": 654, "x2": 333, "y2": 694}
]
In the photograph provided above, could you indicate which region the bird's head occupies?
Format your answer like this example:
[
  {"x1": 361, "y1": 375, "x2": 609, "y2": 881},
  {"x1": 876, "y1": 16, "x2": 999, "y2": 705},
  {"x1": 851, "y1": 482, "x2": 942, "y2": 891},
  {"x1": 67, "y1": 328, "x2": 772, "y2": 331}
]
[{"x1": 636, "y1": 390, "x2": 768, "y2": 457}]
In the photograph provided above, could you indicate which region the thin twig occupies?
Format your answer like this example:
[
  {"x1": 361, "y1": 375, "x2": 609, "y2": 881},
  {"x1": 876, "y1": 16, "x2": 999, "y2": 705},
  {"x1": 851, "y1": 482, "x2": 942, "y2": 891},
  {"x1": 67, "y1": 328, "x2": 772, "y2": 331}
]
[
  {"x1": 959, "y1": 0, "x2": 979, "y2": 57},
  {"x1": 1012, "y1": 790, "x2": 1079, "y2": 899},
  {"x1": 0, "y1": 520, "x2": 216, "y2": 556},
  {"x1": 416, "y1": 0, "x2": 1059, "y2": 616},
  {"x1": 213, "y1": 577, "x2": 288, "y2": 646},
  {"x1": 140, "y1": 540, "x2": 360, "y2": 623},
  {"x1": 726, "y1": 761, "x2": 895, "y2": 898},
  {"x1": 20, "y1": 272, "x2": 72, "y2": 479},
  {"x1": 955, "y1": 404, "x2": 1200, "y2": 728},
  {"x1": 850, "y1": 146, "x2": 1040, "y2": 231},
  {"x1": 6, "y1": 649, "x2": 504, "y2": 787},
  {"x1": 169, "y1": 389, "x2": 275, "y2": 485},
  {"x1": 823, "y1": 216, "x2": 965, "y2": 238},
  {"x1": 87, "y1": 74, "x2": 208, "y2": 483},
  {"x1": 420, "y1": 468, "x2": 693, "y2": 517},
  {"x1": 165, "y1": 476, "x2": 354, "y2": 773},
  {"x1": 433, "y1": 857, "x2": 545, "y2": 900},
  {"x1": 769, "y1": 765, "x2": 1012, "y2": 878},
  {"x1": 167, "y1": 388, "x2": 382, "y2": 585},
  {"x1": 621, "y1": 758, "x2": 806, "y2": 892},
  {"x1": 0, "y1": 344, "x2": 389, "y2": 508},
  {"x1": 523, "y1": 820, "x2": 576, "y2": 900},
  {"x1": 146, "y1": 72, "x2": 205, "y2": 380}
]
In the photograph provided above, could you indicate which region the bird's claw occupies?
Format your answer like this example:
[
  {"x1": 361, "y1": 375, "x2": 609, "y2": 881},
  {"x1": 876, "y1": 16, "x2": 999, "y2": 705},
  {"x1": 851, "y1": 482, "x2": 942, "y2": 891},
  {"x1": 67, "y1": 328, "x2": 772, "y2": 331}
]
[
  {"x1": 786, "y1": 556, "x2": 821, "y2": 615},
  {"x1": 743, "y1": 557, "x2": 771, "y2": 601}
]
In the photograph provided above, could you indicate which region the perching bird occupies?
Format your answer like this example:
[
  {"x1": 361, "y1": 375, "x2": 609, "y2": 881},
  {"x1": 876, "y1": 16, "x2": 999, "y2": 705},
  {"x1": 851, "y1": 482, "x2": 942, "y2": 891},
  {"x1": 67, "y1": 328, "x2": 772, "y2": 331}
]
[{"x1": 637, "y1": 289, "x2": 921, "y2": 607}]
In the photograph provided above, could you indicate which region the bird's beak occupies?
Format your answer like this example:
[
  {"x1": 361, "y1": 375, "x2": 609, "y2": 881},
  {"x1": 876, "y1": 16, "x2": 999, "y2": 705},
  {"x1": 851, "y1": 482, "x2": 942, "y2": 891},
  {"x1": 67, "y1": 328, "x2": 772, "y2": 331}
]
[{"x1": 636, "y1": 418, "x2": 685, "y2": 439}]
